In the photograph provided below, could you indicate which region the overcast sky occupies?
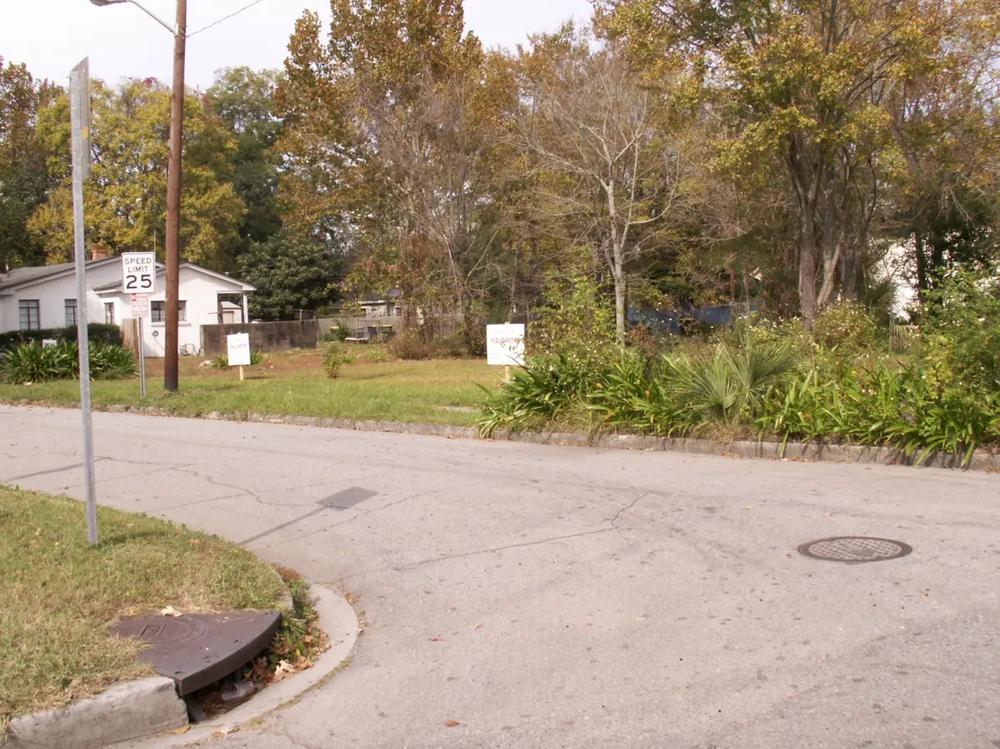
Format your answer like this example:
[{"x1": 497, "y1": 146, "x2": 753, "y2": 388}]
[{"x1": 2, "y1": 0, "x2": 593, "y2": 89}]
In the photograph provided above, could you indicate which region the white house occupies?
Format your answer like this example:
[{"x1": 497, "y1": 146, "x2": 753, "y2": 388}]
[{"x1": 0, "y1": 256, "x2": 255, "y2": 358}]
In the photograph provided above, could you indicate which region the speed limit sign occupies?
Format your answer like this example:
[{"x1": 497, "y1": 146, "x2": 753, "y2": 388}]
[{"x1": 121, "y1": 252, "x2": 156, "y2": 293}]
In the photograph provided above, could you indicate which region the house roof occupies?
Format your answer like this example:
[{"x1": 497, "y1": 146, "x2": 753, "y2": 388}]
[
  {"x1": 1, "y1": 257, "x2": 254, "y2": 298},
  {"x1": 93, "y1": 262, "x2": 254, "y2": 294},
  {"x1": 0, "y1": 257, "x2": 120, "y2": 292}
]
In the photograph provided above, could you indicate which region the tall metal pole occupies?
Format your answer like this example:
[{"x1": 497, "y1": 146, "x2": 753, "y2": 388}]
[
  {"x1": 164, "y1": 0, "x2": 186, "y2": 391},
  {"x1": 70, "y1": 58, "x2": 99, "y2": 546}
]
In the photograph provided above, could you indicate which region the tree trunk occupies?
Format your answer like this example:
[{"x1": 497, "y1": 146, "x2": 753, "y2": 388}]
[
  {"x1": 613, "y1": 271, "x2": 626, "y2": 346},
  {"x1": 798, "y1": 214, "x2": 819, "y2": 326},
  {"x1": 914, "y1": 232, "x2": 929, "y2": 303}
]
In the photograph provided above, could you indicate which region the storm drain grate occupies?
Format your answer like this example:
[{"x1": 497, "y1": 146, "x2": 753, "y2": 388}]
[{"x1": 797, "y1": 536, "x2": 912, "y2": 563}]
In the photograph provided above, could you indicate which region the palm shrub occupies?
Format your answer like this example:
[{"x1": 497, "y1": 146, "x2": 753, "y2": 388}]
[
  {"x1": 664, "y1": 333, "x2": 801, "y2": 427},
  {"x1": 479, "y1": 353, "x2": 606, "y2": 437}
]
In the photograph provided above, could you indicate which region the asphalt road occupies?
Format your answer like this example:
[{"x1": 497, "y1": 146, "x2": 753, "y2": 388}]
[{"x1": 2, "y1": 404, "x2": 999, "y2": 749}]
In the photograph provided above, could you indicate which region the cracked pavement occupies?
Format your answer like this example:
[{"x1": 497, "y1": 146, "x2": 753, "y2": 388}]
[{"x1": 2, "y1": 404, "x2": 1000, "y2": 748}]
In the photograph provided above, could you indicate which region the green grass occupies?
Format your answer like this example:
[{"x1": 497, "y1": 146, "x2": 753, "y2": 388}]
[
  {"x1": 0, "y1": 347, "x2": 502, "y2": 427},
  {"x1": 0, "y1": 486, "x2": 286, "y2": 724}
]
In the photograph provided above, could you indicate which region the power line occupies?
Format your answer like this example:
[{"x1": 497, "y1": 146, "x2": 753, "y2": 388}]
[{"x1": 186, "y1": 0, "x2": 269, "y2": 38}]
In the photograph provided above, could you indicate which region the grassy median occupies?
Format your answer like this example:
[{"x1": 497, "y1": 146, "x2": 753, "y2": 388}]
[
  {"x1": 0, "y1": 486, "x2": 286, "y2": 725},
  {"x1": 0, "y1": 347, "x2": 500, "y2": 427}
]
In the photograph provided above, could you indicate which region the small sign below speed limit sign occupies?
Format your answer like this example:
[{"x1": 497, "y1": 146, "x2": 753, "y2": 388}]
[{"x1": 121, "y1": 251, "x2": 156, "y2": 293}]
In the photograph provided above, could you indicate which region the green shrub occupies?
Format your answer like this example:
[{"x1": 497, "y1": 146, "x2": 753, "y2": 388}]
[
  {"x1": 588, "y1": 351, "x2": 683, "y2": 436},
  {"x1": 0, "y1": 342, "x2": 77, "y2": 383},
  {"x1": 211, "y1": 350, "x2": 266, "y2": 368},
  {"x1": 322, "y1": 326, "x2": 349, "y2": 343},
  {"x1": 388, "y1": 329, "x2": 436, "y2": 360},
  {"x1": 919, "y1": 268, "x2": 1000, "y2": 392},
  {"x1": 530, "y1": 275, "x2": 616, "y2": 358},
  {"x1": 758, "y1": 355, "x2": 1000, "y2": 466},
  {"x1": 89, "y1": 341, "x2": 137, "y2": 379},
  {"x1": 479, "y1": 352, "x2": 607, "y2": 437},
  {"x1": 0, "y1": 324, "x2": 122, "y2": 352},
  {"x1": 323, "y1": 343, "x2": 350, "y2": 378},
  {"x1": 812, "y1": 302, "x2": 879, "y2": 351},
  {"x1": 0, "y1": 341, "x2": 135, "y2": 384}
]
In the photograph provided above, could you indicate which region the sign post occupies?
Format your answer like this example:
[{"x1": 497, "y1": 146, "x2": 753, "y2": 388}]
[
  {"x1": 131, "y1": 294, "x2": 149, "y2": 397},
  {"x1": 226, "y1": 333, "x2": 251, "y2": 381},
  {"x1": 70, "y1": 58, "x2": 98, "y2": 546},
  {"x1": 122, "y1": 253, "x2": 155, "y2": 399},
  {"x1": 486, "y1": 323, "x2": 526, "y2": 382}
]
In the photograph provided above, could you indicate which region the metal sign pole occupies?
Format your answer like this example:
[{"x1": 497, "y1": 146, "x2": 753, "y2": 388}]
[
  {"x1": 137, "y1": 316, "x2": 147, "y2": 398},
  {"x1": 70, "y1": 58, "x2": 98, "y2": 546}
]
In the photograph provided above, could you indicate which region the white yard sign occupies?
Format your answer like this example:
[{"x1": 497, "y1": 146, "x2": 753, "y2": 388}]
[
  {"x1": 226, "y1": 333, "x2": 252, "y2": 367},
  {"x1": 121, "y1": 252, "x2": 156, "y2": 293},
  {"x1": 486, "y1": 324, "x2": 526, "y2": 366}
]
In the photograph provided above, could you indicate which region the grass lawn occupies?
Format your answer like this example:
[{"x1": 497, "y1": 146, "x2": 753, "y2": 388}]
[
  {"x1": 0, "y1": 486, "x2": 286, "y2": 725},
  {"x1": 0, "y1": 346, "x2": 503, "y2": 426}
]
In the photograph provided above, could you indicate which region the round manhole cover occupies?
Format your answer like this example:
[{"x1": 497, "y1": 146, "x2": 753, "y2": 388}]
[
  {"x1": 797, "y1": 536, "x2": 912, "y2": 563},
  {"x1": 113, "y1": 616, "x2": 208, "y2": 645}
]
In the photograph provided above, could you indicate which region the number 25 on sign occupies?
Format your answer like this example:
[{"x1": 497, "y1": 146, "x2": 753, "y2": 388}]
[{"x1": 121, "y1": 252, "x2": 156, "y2": 293}]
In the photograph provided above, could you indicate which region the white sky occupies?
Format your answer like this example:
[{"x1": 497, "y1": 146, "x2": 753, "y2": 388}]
[{"x1": 1, "y1": 0, "x2": 593, "y2": 89}]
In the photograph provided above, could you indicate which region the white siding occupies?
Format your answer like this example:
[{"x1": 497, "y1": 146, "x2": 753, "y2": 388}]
[
  {"x1": 0, "y1": 262, "x2": 121, "y2": 334},
  {"x1": 1, "y1": 261, "x2": 252, "y2": 359},
  {"x1": 113, "y1": 265, "x2": 250, "y2": 358}
]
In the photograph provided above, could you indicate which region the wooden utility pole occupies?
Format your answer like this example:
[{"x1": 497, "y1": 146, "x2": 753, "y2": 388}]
[{"x1": 164, "y1": 0, "x2": 186, "y2": 391}]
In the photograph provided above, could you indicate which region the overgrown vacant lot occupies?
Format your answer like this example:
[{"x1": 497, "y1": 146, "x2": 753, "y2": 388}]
[
  {"x1": 0, "y1": 346, "x2": 502, "y2": 427},
  {"x1": 0, "y1": 486, "x2": 285, "y2": 724}
]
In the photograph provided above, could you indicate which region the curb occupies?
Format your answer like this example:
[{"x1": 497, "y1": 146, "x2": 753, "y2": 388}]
[
  {"x1": 4, "y1": 677, "x2": 187, "y2": 749},
  {"x1": 2, "y1": 585, "x2": 358, "y2": 749},
  {"x1": 4, "y1": 400, "x2": 999, "y2": 472},
  {"x1": 121, "y1": 403, "x2": 1000, "y2": 472},
  {"x1": 122, "y1": 584, "x2": 359, "y2": 749}
]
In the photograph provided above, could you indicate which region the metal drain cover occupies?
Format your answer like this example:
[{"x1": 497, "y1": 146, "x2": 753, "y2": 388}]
[
  {"x1": 112, "y1": 611, "x2": 281, "y2": 695},
  {"x1": 798, "y1": 536, "x2": 912, "y2": 563}
]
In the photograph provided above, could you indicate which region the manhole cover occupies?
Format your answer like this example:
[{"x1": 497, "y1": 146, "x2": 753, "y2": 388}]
[{"x1": 797, "y1": 536, "x2": 912, "y2": 563}]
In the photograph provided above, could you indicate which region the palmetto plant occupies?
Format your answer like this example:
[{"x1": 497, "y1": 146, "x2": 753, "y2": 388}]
[{"x1": 664, "y1": 334, "x2": 800, "y2": 427}]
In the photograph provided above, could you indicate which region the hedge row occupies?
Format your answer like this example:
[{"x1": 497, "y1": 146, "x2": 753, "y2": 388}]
[{"x1": 0, "y1": 324, "x2": 122, "y2": 352}]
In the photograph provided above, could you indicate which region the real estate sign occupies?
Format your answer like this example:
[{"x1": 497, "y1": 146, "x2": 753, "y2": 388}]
[
  {"x1": 486, "y1": 324, "x2": 526, "y2": 366},
  {"x1": 121, "y1": 252, "x2": 156, "y2": 293},
  {"x1": 226, "y1": 333, "x2": 252, "y2": 367}
]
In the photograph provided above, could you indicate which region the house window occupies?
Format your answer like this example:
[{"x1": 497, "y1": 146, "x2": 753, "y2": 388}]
[
  {"x1": 18, "y1": 300, "x2": 40, "y2": 330},
  {"x1": 104, "y1": 302, "x2": 115, "y2": 325},
  {"x1": 394, "y1": 305, "x2": 403, "y2": 317},
  {"x1": 65, "y1": 299, "x2": 77, "y2": 327},
  {"x1": 151, "y1": 301, "x2": 186, "y2": 323}
]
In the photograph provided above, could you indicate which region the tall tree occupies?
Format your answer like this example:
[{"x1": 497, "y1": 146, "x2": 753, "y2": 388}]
[
  {"x1": 277, "y1": 1, "x2": 515, "y2": 335},
  {"x1": 28, "y1": 79, "x2": 245, "y2": 268},
  {"x1": 207, "y1": 67, "x2": 284, "y2": 250},
  {"x1": 598, "y1": 0, "x2": 1000, "y2": 323},
  {"x1": 0, "y1": 57, "x2": 60, "y2": 269},
  {"x1": 516, "y1": 31, "x2": 696, "y2": 342}
]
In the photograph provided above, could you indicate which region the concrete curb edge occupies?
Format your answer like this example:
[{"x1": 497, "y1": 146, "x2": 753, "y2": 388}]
[
  {"x1": 4, "y1": 400, "x2": 998, "y2": 471},
  {"x1": 113, "y1": 403, "x2": 1000, "y2": 472}
]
